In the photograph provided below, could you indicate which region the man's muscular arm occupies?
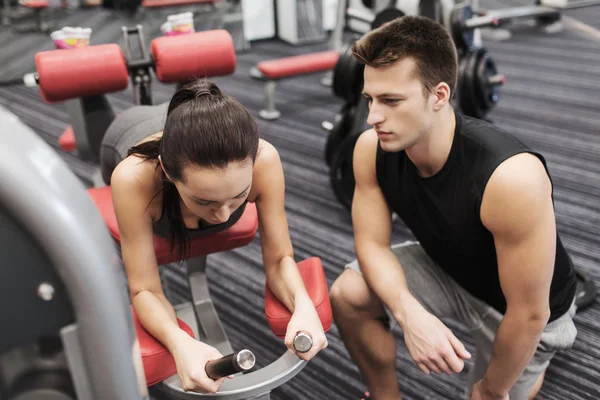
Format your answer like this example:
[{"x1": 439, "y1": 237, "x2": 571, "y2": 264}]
[
  {"x1": 352, "y1": 129, "x2": 471, "y2": 375},
  {"x1": 478, "y1": 153, "x2": 556, "y2": 398}
]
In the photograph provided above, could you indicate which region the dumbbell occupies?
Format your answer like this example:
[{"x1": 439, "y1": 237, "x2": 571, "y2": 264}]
[{"x1": 449, "y1": 4, "x2": 501, "y2": 53}]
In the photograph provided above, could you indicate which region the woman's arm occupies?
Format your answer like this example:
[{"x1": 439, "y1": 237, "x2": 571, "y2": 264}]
[
  {"x1": 111, "y1": 160, "x2": 227, "y2": 393},
  {"x1": 251, "y1": 142, "x2": 311, "y2": 311},
  {"x1": 111, "y1": 161, "x2": 186, "y2": 351}
]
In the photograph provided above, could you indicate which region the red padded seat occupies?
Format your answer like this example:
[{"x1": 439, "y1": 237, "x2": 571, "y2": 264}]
[
  {"x1": 265, "y1": 257, "x2": 333, "y2": 338},
  {"x1": 20, "y1": 0, "x2": 48, "y2": 8},
  {"x1": 142, "y1": 0, "x2": 219, "y2": 7},
  {"x1": 87, "y1": 186, "x2": 331, "y2": 386},
  {"x1": 131, "y1": 306, "x2": 195, "y2": 386},
  {"x1": 87, "y1": 185, "x2": 258, "y2": 265},
  {"x1": 255, "y1": 50, "x2": 339, "y2": 80}
]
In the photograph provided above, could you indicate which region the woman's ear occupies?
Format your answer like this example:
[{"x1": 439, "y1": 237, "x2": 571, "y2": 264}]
[{"x1": 158, "y1": 155, "x2": 171, "y2": 181}]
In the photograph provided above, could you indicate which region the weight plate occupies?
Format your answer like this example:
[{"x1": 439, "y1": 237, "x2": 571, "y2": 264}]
[
  {"x1": 361, "y1": 0, "x2": 374, "y2": 10},
  {"x1": 419, "y1": 0, "x2": 444, "y2": 25},
  {"x1": 372, "y1": 7, "x2": 406, "y2": 30},
  {"x1": 457, "y1": 52, "x2": 474, "y2": 117},
  {"x1": 474, "y1": 50, "x2": 500, "y2": 116},
  {"x1": 450, "y1": 4, "x2": 474, "y2": 52},
  {"x1": 324, "y1": 105, "x2": 356, "y2": 166},
  {"x1": 459, "y1": 49, "x2": 484, "y2": 119},
  {"x1": 332, "y1": 42, "x2": 364, "y2": 106},
  {"x1": 329, "y1": 133, "x2": 362, "y2": 211}
]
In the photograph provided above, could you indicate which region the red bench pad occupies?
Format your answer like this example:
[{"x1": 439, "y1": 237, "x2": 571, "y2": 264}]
[
  {"x1": 20, "y1": 0, "x2": 49, "y2": 8},
  {"x1": 131, "y1": 306, "x2": 195, "y2": 386},
  {"x1": 143, "y1": 0, "x2": 219, "y2": 7},
  {"x1": 86, "y1": 185, "x2": 258, "y2": 265},
  {"x1": 58, "y1": 126, "x2": 75, "y2": 152},
  {"x1": 265, "y1": 257, "x2": 332, "y2": 338},
  {"x1": 255, "y1": 50, "x2": 339, "y2": 80},
  {"x1": 35, "y1": 44, "x2": 129, "y2": 103}
]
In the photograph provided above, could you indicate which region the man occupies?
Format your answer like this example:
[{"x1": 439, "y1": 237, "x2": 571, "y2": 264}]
[{"x1": 329, "y1": 15, "x2": 578, "y2": 400}]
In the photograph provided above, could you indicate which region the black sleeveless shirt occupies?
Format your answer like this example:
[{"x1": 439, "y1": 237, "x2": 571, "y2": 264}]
[{"x1": 375, "y1": 112, "x2": 576, "y2": 322}]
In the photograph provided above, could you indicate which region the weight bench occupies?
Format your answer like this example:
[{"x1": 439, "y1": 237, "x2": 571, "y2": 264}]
[
  {"x1": 13, "y1": 0, "x2": 50, "y2": 32},
  {"x1": 250, "y1": 50, "x2": 339, "y2": 120},
  {"x1": 142, "y1": 0, "x2": 220, "y2": 7},
  {"x1": 86, "y1": 185, "x2": 333, "y2": 398},
  {"x1": 33, "y1": 28, "x2": 236, "y2": 162}
]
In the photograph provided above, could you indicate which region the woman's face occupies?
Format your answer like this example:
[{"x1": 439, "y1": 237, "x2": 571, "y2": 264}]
[{"x1": 173, "y1": 158, "x2": 253, "y2": 225}]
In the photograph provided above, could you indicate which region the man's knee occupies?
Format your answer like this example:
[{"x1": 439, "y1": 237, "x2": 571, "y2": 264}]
[{"x1": 330, "y1": 268, "x2": 382, "y2": 318}]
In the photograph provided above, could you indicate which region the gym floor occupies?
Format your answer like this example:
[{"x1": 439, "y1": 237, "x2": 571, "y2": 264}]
[{"x1": 0, "y1": 1, "x2": 599, "y2": 399}]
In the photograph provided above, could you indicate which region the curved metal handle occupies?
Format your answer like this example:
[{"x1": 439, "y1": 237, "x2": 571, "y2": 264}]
[{"x1": 205, "y1": 350, "x2": 255, "y2": 380}]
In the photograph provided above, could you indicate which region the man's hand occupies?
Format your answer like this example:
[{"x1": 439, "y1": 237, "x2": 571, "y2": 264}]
[
  {"x1": 401, "y1": 302, "x2": 471, "y2": 375},
  {"x1": 471, "y1": 380, "x2": 509, "y2": 400}
]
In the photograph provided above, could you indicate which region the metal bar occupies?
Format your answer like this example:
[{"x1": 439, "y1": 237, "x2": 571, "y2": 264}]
[{"x1": 346, "y1": 7, "x2": 375, "y2": 24}]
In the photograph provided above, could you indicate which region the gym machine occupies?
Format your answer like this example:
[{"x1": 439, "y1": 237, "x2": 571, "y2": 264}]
[
  {"x1": 0, "y1": 106, "x2": 333, "y2": 400},
  {"x1": 0, "y1": 104, "x2": 326, "y2": 399},
  {"x1": 0, "y1": 104, "x2": 148, "y2": 399},
  {"x1": 21, "y1": 26, "x2": 235, "y2": 167}
]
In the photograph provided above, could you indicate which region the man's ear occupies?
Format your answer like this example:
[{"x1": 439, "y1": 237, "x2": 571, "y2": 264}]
[{"x1": 432, "y1": 82, "x2": 451, "y2": 111}]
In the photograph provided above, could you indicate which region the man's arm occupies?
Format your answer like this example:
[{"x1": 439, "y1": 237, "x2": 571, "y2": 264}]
[
  {"x1": 354, "y1": 130, "x2": 472, "y2": 375},
  {"x1": 352, "y1": 129, "x2": 419, "y2": 325},
  {"x1": 479, "y1": 153, "x2": 556, "y2": 398}
]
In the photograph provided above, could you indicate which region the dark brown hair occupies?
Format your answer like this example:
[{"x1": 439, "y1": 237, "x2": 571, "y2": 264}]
[
  {"x1": 127, "y1": 79, "x2": 259, "y2": 258},
  {"x1": 352, "y1": 15, "x2": 458, "y2": 98}
]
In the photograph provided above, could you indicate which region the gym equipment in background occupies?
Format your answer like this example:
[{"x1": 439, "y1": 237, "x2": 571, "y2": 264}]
[
  {"x1": 250, "y1": 50, "x2": 340, "y2": 120},
  {"x1": 24, "y1": 27, "x2": 235, "y2": 165},
  {"x1": 276, "y1": 0, "x2": 327, "y2": 45}
]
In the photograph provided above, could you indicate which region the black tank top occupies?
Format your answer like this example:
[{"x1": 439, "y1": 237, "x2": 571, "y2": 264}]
[{"x1": 375, "y1": 112, "x2": 576, "y2": 322}]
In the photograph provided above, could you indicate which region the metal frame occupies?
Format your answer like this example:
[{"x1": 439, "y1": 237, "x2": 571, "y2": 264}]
[
  {"x1": 0, "y1": 105, "x2": 147, "y2": 399},
  {"x1": 64, "y1": 95, "x2": 116, "y2": 162},
  {"x1": 156, "y1": 255, "x2": 308, "y2": 399}
]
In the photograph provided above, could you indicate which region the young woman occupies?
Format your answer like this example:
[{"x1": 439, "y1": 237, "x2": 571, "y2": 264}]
[{"x1": 101, "y1": 80, "x2": 328, "y2": 394}]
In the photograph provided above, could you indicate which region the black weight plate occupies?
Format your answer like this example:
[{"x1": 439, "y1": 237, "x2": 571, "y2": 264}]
[
  {"x1": 325, "y1": 105, "x2": 356, "y2": 166},
  {"x1": 450, "y1": 4, "x2": 474, "y2": 52},
  {"x1": 371, "y1": 7, "x2": 405, "y2": 30},
  {"x1": 362, "y1": 0, "x2": 374, "y2": 10},
  {"x1": 474, "y1": 50, "x2": 500, "y2": 115},
  {"x1": 333, "y1": 42, "x2": 364, "y2": 106},
  {"x1": 457, "y1": 52, "x2": 474, "y2": 117},
  {"x1": 419, "y1": 0, "x2": 444, "y2": 25},
  {"x1": 460, "y1": 49, "x2": 484, "y2": 119},
  {"x1": 330, "y1": 133, "x2": 362, "y2": 211}
]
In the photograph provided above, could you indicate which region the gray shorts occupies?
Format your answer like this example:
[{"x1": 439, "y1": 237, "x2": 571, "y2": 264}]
[
  {"x1": 345, "y1": 241, "x2": 578, "y2": 400},
  {"x1": 100, "y1": 103, "x2": 169, "y2": 185}
]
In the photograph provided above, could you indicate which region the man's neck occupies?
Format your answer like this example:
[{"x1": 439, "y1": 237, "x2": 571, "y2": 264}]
[{"x1": 405, "y1": 108, "x2": 456, "y2": 178}]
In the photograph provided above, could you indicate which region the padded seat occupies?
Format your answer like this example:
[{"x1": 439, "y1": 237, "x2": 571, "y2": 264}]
[
  {"x1": 265, "y1": 257, "x2": 332, "y2": 338},
  {"x1": 131, "y1": 305, "x2": 195, "y2": 386},
  {"x1": 87, "y1": 186, "x2": 331, "y2": 387},
  {"x1": 20, "y1": 0, "x2": 49, "y2": 8},
  {"x1": 87, "y1": 185, "x2": 258, "y2": 265},
  {"x1": 142, "y1": 0, "x2": 219, "y2": 7},
  {"x1": 253, "y1": 50, "x2": 339, "y2": 80}
]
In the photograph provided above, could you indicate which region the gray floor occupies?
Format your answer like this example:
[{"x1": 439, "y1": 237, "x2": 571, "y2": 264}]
[{"x1": 0, "y1": 1, "x2": 599, "y2": 399}]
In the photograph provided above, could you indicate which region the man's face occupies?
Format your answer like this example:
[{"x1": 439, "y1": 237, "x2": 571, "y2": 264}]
[{"x1": 363, "y1": 57, "x2": 437, "y2": 152}]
